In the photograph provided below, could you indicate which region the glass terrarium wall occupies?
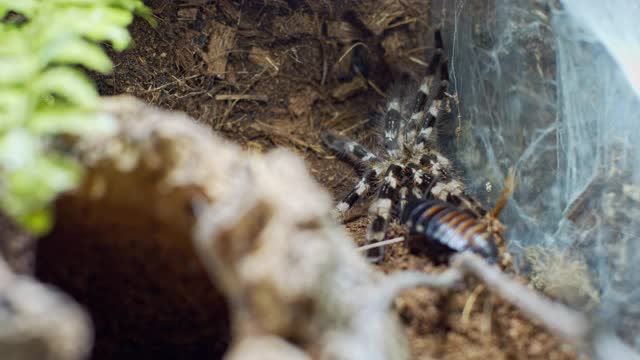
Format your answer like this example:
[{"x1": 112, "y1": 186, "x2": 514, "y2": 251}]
[{"x1": 433, "y1": 0, "x2": 640, "y2": 348}]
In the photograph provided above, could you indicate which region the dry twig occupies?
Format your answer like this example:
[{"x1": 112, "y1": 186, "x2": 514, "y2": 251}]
[{"x1": 215, "y1": 94, "x2": 269, "y2": 102}]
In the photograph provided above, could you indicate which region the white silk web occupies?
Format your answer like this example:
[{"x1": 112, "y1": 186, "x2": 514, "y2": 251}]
[{"x1": 433, "y1": 0, "x2": 640, "y2": 349}]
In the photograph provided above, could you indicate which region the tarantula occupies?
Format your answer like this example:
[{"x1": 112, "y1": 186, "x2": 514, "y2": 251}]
[{"x1": 322, "y1": 30, "x2": 485, "y2": 262}]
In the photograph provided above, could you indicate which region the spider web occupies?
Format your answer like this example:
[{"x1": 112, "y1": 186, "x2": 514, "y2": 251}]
[{"x1": 432, "y1": 0, "x2": 640, "y2": 350}]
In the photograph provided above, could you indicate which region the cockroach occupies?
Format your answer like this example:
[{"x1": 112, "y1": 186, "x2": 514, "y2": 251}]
[{"x1": 405, "y1": 169, "x2": 516, "y2": 264}]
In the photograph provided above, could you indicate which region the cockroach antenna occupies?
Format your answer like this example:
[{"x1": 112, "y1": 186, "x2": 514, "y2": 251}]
[{"x1": 488, "y1": 167, "x2": 517, "y2": 219}]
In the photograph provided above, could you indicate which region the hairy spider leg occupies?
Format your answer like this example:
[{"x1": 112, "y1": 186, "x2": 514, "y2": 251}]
[
  {"x1": 404, "y1": 28, "x2": 450, "y2": 146},
  {"x1": 413, "y1": 79, "x2": 450, "y2": 151},
  {"x1": 404, "y1": 164, "x2": 429, "y2": 201},
  {"x1": 417, "y1": 150, "x2": 453, "y2": 178},
  {"x1": 429, "y1": 29, "x2": 445, "y2": 75},
  {"x1": 331, "y1": 169, "x2": 376, "y2": 217},
  {"x1": 321, "y1": 132, "x2": 380, "y2": 168},
  {"x1": 411, "y1": 134, "x2": 489, "y2": 217},
  {"x1": 404, "y1": 75, "x2": 434, "y2": 145},
  {"x1": 408, "y1": 166, "x2": 426, "y2": 201},
  {"x1": 414, "y1": 145, "x2": 491, "y2": 217},
  {"x1": 398, "y1": 182, "x2": 409, "y2": 218},
  {"x1": 321, "y1": 132, "x2": 384, "y2": 216},
  {"x1": 432, "y1": 29, "x2": 451, "y2": 82},
  {"x1": 447, "y1": 193, "x2": 488, "y2": 218},
  {"x1": 414, "y1": 150, "x2": 474, "y2": 208},
  {"x1": 365, "y1": 164, "x2": 403, "y2": 262},
  {"x1": 403, "y1": 51, "x2": 447, "y2": 144},
  {"x1": 382, "y1": 99, "x2": 403, "y2": 159},
  {"x1": 439, "y1": 58, "x2": 450, "y2": 82},
  {"x1": 398, "y1": 164, "x2": 439, "y2": 222}
]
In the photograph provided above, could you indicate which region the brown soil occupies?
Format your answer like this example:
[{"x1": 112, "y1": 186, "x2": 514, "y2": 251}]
[{"x1": 82, "y1": 0, "x2": 579, "y2": 359}]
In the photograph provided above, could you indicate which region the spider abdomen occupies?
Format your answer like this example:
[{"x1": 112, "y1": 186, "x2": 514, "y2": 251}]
[{"x1": 406, "y1": 200, "x2": 498, "y2": 263}]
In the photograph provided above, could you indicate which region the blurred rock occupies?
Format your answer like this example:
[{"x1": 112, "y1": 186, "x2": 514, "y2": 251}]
[
  {"x1": 224, "y1": 336, "x2": 311, "y2": 360},
  {"x1": 0, "y1": 256, "x2": 92, "y2": 360},
  {"x1": 33, "y1": 95, "x2": 414, "y2": 360},
  {"x1": 37, "y1": 96, "x2": 234, "y2": 359},
  {"x1": 194, "y1": 149, "x2": 410, "y2": 360}
]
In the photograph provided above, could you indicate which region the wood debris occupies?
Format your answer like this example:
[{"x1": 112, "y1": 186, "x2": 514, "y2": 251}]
[
  {"x1": 215, "y1": 94, "x2": 269, "y2": 102},
  {"x1": 271, "y1": 13, "x2": 318, "y2": 39},
  {"x1": 177, "y1": 7, "x2": 198, "y2": 22},
  {"x1": 249, "y1": 47, "x2": 280, "y2": 75},
  {"x1": 205, "y1": 22, "x2": 237, "y2": 78}
]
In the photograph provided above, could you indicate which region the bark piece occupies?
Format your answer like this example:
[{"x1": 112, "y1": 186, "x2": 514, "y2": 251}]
[{"x1": 205, "y1": 22, "x2": 237, "y2": 78}]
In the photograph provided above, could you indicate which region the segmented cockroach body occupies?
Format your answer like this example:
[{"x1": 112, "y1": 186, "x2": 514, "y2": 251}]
[{"x1": 406, "y1": 200, "x2": 499, "y2": 263}]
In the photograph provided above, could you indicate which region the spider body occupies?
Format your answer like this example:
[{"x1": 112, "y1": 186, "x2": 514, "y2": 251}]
[
  {"x1": 323, "y1": 30, "x2": 486, "y2": 262},
  {"x1": 405, "y1": 199, "x2": 499, "y2": 263}
]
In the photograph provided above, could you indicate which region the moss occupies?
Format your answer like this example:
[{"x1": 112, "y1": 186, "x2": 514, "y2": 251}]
[{"x1": 0, "y1": 0, "x2": 154, "y2": 233}]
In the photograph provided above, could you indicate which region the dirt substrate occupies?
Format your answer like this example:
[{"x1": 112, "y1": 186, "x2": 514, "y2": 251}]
[{"x1": 42, "y1": 0, "x2": 579, "y2": 359}]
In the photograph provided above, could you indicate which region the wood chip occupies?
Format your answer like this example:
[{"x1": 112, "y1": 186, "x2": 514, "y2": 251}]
[
  {"x1": 204, "y1": 22, "x2": 237, "y2": 79},
  {"x1": 174, "y1": 29, "x2": 200, "y2": 70},
  {"x1": 177, "y1": 7, "x2": 198, "y2": 22},
  {"x1": 215, "y1": 94, "x2": 269, "y2": 102},
  {"x1": 218, "y1": 0, "x2": 240, "y2": 22},
  {"x1": 271, "y1": 13, "x2": 317, "y2": 38}
]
